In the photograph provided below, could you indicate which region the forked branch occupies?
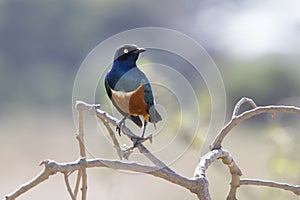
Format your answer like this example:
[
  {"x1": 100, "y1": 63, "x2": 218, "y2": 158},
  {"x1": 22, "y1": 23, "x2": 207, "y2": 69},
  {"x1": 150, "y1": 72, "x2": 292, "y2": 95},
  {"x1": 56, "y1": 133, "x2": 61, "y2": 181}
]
[
  {"x1": 210, "y1": 98, "x2": 300, "y2": 150},
  {"x1": 4, "y1": 98, "x2": 300, "y2": 200}
]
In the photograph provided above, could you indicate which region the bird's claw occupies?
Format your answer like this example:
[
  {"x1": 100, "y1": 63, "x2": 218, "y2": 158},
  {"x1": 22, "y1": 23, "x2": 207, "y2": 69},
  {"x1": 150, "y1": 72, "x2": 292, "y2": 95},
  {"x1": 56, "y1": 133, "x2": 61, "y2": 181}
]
[
  {"x1": 133, "y1": 134, "x2": 152, "y2": 147},
  {"x1": 116, "y1": 126, "x2": 121, "y2": 136},
  {"x1": 94, "y1": 104, "x2": 101, "y2": 109},
  {"x1": 116, "y1": 120, "x2": 124, "y2": 136},
  {"x1": 133, "y1": 137, "x2": 143, "y2": 147}
]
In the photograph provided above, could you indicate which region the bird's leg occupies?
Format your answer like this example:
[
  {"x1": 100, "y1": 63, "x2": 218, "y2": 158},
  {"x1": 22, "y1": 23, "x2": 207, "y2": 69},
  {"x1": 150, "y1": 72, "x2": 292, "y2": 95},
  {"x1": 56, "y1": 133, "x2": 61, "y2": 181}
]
[
  {"x1": 133, "y1": 120, "x2": 148, "y2": 147},
  {"x1": 141, "y1": 120, "x2": 147, "y2": 138},
  {"x1": 116, "y1": 115, "x2": 128, "y2": 136}
]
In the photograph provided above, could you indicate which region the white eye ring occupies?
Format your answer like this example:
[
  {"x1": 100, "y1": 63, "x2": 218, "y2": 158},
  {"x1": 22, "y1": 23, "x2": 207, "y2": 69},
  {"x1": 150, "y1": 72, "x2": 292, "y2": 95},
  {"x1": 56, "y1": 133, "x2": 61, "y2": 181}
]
[{"x1": 123, "y1": 49, "x2": 128, "y2": 54}]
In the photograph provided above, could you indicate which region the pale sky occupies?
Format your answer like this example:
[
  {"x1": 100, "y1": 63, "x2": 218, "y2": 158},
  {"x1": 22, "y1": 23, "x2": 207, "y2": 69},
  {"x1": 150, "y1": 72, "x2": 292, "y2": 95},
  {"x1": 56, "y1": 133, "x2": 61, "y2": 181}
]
[{"x1": 194, "y1": 0, "x2": 300, "y2": 57}]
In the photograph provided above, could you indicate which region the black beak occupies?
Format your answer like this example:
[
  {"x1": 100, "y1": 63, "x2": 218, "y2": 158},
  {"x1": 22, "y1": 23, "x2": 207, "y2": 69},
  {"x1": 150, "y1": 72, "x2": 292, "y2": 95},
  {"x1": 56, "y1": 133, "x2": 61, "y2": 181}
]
[{"x1": 137, "y1": 48, "x2": 146, "y2": 53}]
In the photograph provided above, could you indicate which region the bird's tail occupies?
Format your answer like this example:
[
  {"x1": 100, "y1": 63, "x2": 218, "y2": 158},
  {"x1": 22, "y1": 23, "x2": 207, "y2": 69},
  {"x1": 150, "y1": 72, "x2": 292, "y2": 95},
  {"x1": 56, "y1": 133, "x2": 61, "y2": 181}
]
[{"x1": 148, "y1": 105, "x2": 162, "y2": 123}]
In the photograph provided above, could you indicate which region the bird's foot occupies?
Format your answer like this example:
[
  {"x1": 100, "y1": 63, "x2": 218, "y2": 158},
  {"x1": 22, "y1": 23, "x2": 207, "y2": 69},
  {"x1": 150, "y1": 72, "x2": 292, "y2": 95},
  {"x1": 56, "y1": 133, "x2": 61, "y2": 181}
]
[
  {"x1": 91, "y1": 104, "x2": 101, "y2": 112},
  {"x1": 115, "y1": 115, "x2": 128, "y2": 136},
  {"x1": 116, "y1": 120, "x2": 125, "y2": 136},
  {"x1": 93, "y1": 104, "x2": 101, "y2": 109},
  {"x1": 132, "y1": 134, "x2": 152, "y2": 147},
  {"x1": 133, "y1": 137, "x2": 142, "y2": 147}
]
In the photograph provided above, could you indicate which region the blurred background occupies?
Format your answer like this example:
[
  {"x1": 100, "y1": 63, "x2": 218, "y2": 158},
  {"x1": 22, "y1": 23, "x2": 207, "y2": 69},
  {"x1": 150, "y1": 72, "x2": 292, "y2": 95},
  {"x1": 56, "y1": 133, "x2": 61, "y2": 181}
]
[{"x1": 1, "y1": 0, "x2": 300, "y2": 199}]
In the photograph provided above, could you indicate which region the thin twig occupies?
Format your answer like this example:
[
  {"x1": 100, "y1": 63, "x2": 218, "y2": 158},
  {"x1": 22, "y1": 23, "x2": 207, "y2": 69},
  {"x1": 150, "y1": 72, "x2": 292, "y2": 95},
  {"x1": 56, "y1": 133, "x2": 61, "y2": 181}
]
[
  {"x1": 76, "y1": 104, "x2": 87, "y2": 200},
  {"x1": 232, "y1": 97, "x2": 257, "y2": 117},
  {"x1": 5, "y1": 160, "x2": 58, "y2": 200},
  {"x1": 75, "y1": 101, "x2": 151, "y2": 145},
  {"x1": 137, "y1": 143, "x2": 175, "y2": 173},
  {"x1": 210, "y1": 98, "x2": 300, "y2": 150},
  {"x1": 74, "y1": 170, "x2": 82, "y2": 199},
  {"x1": 76, "y1": 107, "x2": 86, "y2": 158},
  {"x1": 77, "y1": 102, "x2": 180, "y2": 181},
  {"x1": 83, "y1": 102, "x2": 176, "y2": 173},
  {"x1": 240, "y1": 179, "x2": 300, "y2": 196},
  {"x1": 98, "y1": 117, "x2": 124, "y2": 159},
  {"x1": 64, "y1": 173, "x2": 76, "y2": 200},
  {"x1": 77, "y1": 101, "x2": 171, "y2": 166}
]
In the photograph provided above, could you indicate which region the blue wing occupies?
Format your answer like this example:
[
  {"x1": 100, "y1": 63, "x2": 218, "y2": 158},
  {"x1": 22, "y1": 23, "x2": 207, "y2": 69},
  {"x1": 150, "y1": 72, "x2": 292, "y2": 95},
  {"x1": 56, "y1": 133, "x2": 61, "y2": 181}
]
[{"x1": 143, "y1": 83, "x2": 162, "y2": 123}]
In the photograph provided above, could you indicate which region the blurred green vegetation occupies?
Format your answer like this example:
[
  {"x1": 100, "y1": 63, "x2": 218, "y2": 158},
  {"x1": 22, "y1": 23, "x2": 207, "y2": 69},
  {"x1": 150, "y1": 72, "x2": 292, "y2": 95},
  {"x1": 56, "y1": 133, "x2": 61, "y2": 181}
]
[
  {"x1": 218, "y1": 57, "x2": 300, "y2": 117},
  {"x1": 268, "y1": 126, "x2": 300, "y2": 180},
  {"x1": 1, "y1": 0, "x2": 299, "y2": 110},
  {"x1": 0, "y1": 0, "x2": 170, "y2": 108},
  {"x1": 1, "y1": 0, "x2": 299, "y2": 111}
]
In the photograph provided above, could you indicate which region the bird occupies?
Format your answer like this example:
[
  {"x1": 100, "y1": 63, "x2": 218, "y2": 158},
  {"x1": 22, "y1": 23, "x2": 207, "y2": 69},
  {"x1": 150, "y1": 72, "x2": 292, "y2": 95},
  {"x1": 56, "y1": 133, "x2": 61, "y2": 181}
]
[{"x1": 104, "y1": 44, "x2": 162, "y2": 139}]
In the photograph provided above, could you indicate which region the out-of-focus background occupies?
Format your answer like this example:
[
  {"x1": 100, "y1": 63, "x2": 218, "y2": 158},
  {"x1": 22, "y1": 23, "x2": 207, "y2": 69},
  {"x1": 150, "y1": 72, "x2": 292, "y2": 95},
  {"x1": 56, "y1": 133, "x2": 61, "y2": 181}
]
[{"x1": 1, "y1": 0, "x2": 300, "y2": 199}]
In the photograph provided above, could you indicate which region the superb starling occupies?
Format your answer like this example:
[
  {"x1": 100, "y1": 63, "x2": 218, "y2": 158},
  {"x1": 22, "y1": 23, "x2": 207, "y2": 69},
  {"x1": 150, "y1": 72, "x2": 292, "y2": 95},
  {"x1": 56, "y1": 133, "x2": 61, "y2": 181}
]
[{"x1": 105, "y1": 44, "x2": 162, "y2": 138}]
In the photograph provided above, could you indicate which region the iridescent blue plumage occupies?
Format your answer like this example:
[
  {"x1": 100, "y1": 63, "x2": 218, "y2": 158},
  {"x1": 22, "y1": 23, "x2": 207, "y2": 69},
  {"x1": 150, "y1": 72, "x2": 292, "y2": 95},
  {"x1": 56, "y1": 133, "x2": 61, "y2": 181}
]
[{"x1": 104, "y1": 44, "x2": 162, "y2": 138}]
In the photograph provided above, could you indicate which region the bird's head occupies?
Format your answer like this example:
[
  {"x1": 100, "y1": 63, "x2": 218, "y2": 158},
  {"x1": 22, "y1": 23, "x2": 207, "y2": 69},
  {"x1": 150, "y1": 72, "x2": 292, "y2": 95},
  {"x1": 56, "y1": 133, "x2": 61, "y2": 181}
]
[{"x1": 114, "y1": 44, "x2": 146, "y2": 63}]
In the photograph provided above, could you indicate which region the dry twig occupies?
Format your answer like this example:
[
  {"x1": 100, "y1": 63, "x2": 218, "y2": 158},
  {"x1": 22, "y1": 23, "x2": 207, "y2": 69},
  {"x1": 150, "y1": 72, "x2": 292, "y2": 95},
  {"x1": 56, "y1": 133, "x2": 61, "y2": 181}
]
[
  {"x1": 4, "y1": 98, "x2": 300, "y2": 200},
  {"x1": 76, "y1": 104, "x2": 87, "y2": 200},
  {"x1": 64, "y1": 172, "x2": 76, "y2": 200},
  {"x1": 240, "y1": 179, "x2": 300, "y2": 196},
  {"x1": 210, "y1": 99, "x2": 300, "y2": 150}
]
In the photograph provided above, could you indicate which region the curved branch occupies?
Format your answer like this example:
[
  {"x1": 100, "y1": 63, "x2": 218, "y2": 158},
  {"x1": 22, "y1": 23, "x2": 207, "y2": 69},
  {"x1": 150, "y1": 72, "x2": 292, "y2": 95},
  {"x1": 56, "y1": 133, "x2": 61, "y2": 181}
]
[
  {"x1": 5, "y1": 99, "x2": 300, "y2": 200},
  {"x1": 193, "y1": 149, "x2": 242, "y2": 200},
  {"x1": 240, "y1": 179, "x2": 300, "y2": 196},
  {"x1": 232, "y1": 97, "x2": 257, "y2": 117},
  {"x1": 210, "y1": 98, "x2": 300, "y2": 150}
]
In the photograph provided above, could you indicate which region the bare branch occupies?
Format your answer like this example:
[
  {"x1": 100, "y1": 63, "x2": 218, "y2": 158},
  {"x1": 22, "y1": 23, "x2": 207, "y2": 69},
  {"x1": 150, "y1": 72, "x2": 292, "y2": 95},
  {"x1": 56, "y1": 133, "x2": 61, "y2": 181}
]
[
  {"x1": 240, "y1": 179, "x2": 300, "y2": 196},
  {"x1": 74, "y1": 102, "x2": 217, "y2": 198},
  {"x1": 4, "y1": 158, "x2": 205, "y2": 200},
  {"x1": 76, "y1": 101, "x2": 137, "y2": 139},
  {"x1": 232, "y1": 97, "x2": 257, "y2": 117},
  {"x1": 194, "y1": 149, "x2": 223, "y2": 178},
  {"x1": 194, "y1": 149, "x2": 241, "y2": 178},
  {"x1": 76, "y1": 101, "x2": 153, "y2": 145},
  {"x1": 64, "y1": 173, "x2": 76, "y2": 200},
  {"x1": 73, "y1": 170, "x2": 81, "y2": 199},
  {"x1": 5, "y1": 99, "x2": 300, "y2": 200},
  {"x1": 76, "y1": 101, "x2": 173, "y2": 169},
  {"x1": 5, "y1": 160, "x2": 59, "y2": 200},
  {"x1": 137, "y1": 144, "x2": 175, "y2": 173},
  {"x1": 221, "y1": 151, "x2": 242, "y2": 200},
  {"x1": 210, "y1": 98, "x2": 300, "y2": 150},
  {"x1": 75, "y1": 102, "x2": 88, "y2": 200},
  {"x1": 193, "y1": 149, "x2": 242, "y2": 200},
  {"x1": 76, "y1": 105, "x2": 86, "y2": 158},
  {"x1": 98, "y1": 117, "x2": 124, "y2": 159}
]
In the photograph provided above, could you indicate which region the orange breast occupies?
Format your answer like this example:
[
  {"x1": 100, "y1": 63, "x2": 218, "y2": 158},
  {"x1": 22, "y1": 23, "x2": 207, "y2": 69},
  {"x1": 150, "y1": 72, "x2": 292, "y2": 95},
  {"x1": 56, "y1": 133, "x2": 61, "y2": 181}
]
[{"x1": 110, "y1": 85, "x2": 149, "y2": 121}]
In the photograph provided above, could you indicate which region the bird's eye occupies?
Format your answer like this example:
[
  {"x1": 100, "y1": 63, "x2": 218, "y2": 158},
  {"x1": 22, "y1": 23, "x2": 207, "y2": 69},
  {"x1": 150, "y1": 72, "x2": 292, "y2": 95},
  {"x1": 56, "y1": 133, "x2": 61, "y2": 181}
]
[{"x1": 123, "y1": 49, "x2": 129, "y2": 54}]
